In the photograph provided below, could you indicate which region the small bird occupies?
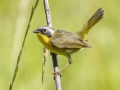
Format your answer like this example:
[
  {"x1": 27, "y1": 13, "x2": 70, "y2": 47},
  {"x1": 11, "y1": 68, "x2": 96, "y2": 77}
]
[{"x1": 33, "y1": 8, "x2": 104, "y2": 75}]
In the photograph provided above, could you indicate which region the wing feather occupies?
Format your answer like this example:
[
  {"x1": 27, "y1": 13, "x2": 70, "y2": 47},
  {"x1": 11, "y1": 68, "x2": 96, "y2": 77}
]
[{"x1": 50, "y1": 30, "x2": 91, "y2": 48}]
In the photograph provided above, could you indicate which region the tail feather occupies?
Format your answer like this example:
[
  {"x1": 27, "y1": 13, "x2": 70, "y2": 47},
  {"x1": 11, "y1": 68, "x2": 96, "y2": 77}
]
[{"x1": 77, "y1": 8, "x2": 104, "y2": 40}]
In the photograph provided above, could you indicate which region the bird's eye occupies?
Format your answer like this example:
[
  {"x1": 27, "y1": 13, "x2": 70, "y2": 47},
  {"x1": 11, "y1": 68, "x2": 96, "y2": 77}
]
[{"x1": 43, "y1": 29, "x2": 46, "y2": 32}]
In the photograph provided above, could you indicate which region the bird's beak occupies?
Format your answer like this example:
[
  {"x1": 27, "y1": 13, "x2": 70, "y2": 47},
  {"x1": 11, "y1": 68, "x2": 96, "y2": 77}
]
[{"x1": 33, "y1": 29, "x2": 39, "y2": 33}]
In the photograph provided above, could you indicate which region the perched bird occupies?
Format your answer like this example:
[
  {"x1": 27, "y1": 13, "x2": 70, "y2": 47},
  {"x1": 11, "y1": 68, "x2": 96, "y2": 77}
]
[{"x1": 33, "y1": 8, "x2": 104, "y2": 75}]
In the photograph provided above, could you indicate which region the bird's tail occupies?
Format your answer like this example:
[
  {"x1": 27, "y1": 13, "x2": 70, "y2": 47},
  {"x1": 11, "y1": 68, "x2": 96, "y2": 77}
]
[{"x1": 77, "y1": 8, "x2": 104, "y2": 41}]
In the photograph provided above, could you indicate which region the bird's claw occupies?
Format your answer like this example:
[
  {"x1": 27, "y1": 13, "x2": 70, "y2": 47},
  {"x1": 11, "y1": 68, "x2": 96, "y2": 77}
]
[{"x1": 53, "y1": 72, "x2": 62, "y2": 79}]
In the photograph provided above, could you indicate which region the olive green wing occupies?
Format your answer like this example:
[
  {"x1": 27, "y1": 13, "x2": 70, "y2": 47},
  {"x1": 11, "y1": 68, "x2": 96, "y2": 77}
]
[{"x1": 50, "y1": 30, "x2": 91, "y2": 48}]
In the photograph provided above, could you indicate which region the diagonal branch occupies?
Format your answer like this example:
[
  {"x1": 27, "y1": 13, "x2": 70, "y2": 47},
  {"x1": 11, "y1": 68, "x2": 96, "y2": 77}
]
[{"x1": 43, "y1": 0, "x2": 62, "y2": 90}]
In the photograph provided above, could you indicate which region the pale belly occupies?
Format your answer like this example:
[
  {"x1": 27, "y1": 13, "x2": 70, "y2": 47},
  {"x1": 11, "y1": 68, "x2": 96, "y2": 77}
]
[{"x1": 47, "y1": 45, "x2": 80, "y2": 56}]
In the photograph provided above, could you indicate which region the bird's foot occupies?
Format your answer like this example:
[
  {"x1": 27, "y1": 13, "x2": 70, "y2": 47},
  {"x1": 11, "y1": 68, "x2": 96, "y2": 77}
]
[{"x1": 53, "y1": 72, "x2": 62, "y2": 79}]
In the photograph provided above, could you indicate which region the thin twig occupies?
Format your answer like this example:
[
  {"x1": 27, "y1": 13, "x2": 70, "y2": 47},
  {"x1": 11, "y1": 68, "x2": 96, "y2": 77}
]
[
  {"x1": 43, "y1": 0, "x2": 52, "y2": 27},
  {"x1": 9, "y1": 0, "x2": 39, "y2": 90},
  {"x1": 43, "y1": 0, "x2": 62, "y2": 90}
]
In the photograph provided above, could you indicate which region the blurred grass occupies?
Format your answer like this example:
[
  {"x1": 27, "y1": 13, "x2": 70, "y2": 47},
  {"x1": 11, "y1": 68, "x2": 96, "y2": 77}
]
[{"x1": 0, "y1": 0, "x2": 120, "y2": 90}]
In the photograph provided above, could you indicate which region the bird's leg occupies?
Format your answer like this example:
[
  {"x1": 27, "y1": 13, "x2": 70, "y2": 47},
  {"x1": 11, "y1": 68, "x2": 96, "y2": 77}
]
[
  {"x1": 53, "y1": 55, "x2": 72, "y2": 77},
  {"x1": 59, "y1": 55, "x2": 72, "y2": 72}
]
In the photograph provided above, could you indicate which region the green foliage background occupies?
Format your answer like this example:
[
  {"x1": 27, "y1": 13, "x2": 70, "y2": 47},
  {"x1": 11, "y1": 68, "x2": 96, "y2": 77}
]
[{"x1": 0, "y1": 0, "x2": 120, "y2": 90}]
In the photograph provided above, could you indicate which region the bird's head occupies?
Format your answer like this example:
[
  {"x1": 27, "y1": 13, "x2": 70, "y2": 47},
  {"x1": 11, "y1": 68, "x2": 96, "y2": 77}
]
[{"x1": 33, "y1": 26, "x2": 55, "y2": 38}]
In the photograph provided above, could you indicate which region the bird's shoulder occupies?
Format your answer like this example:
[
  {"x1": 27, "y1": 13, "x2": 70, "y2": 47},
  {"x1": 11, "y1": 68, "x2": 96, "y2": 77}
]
[{"x1": 52, "y1": 29, "x2": 74, "y2": 37}]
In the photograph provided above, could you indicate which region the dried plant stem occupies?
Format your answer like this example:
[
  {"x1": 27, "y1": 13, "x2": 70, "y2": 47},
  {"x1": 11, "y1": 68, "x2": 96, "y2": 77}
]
[
  {"x1": 9, "y1": 0, "x2": 39, "y2": 90},
  {"x1": 41, "y1": 47, "x2": 48, "y2": 90}
]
